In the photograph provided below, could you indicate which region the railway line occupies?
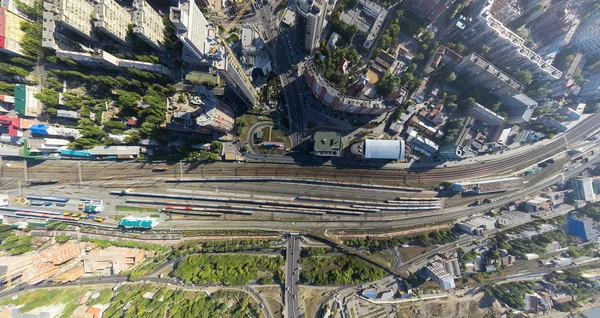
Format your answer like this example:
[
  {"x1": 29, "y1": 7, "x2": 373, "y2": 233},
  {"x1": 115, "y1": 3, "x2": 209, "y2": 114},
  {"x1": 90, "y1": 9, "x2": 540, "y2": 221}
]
[
  {"x1": 0, "y1": 111, "x2": 596, "y2": 186},
  {"x1": 114, "y1": 190, "x2": 442, "y2": 218},
  {"x1": 0, "y1": 114, "x2": 600, "y2": 191}
]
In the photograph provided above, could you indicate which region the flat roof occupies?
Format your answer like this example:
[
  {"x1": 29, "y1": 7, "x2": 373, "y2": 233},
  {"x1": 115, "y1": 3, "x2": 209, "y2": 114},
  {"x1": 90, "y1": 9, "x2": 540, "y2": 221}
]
[
  {"x1": 314, "y1": 131, "x2": 342, "y2": 153},
  {"x1": 364, "y1": 139, "x2": 405, "y2": 159}
]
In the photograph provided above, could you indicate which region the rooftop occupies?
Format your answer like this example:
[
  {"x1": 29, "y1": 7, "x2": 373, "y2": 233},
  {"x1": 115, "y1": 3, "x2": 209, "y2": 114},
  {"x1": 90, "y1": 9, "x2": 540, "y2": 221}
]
[
  {"x1": 314, "y1": 131, "x2": 342, "y2": 153},
  {"x1": 364, "y1": 139, "x2": 405, "y2": 159}
]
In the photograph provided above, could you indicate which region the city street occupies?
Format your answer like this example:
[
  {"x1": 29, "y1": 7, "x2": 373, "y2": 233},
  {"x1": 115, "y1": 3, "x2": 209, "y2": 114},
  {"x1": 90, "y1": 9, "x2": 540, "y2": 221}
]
[{"x1": 285, "y1": 235, "x2": 302, "y2": 318}]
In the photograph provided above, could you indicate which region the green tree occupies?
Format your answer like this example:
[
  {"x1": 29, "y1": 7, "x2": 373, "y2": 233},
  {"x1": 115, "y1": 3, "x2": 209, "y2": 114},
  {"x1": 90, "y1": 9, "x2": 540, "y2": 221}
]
[
  {"x1": 446, "y1": 72, "x2": 457, "y2": 83},
  {"x1": 376, "y1": 71, "x2": 401, "y2": 97},
  {"x1": 513, "y1": 70, "x2": 533, "y2": 85},
  {"x1": 480, "y1": 45, "x2": 491, "y2": 55},
  {"x1": 458, "y1": 97, "x2": 476, "y2": 112}
]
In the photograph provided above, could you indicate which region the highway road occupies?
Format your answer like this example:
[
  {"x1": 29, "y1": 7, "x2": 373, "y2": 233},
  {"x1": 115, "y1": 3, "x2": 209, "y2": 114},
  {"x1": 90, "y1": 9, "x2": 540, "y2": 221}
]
[{"x1": 285, "y1": 235, "x2": 302, "y2": 318}]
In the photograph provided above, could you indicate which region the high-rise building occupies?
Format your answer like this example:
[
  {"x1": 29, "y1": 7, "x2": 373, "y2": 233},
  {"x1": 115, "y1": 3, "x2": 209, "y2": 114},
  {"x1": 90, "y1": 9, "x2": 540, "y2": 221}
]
[
  {"x1": 490, "y1": 0, "x2": 522, "y2": 25},
  {"x1": 454, "y1": 53, "x2": 525, "y2": 99},
  {"x1": 216, "y1": 56, "x2": 258, "y2": 107},
  {"x1": 94, "y1": 0, "x2": 132, "y2": 45},
  {"x1": 404, "y1": 0, "x2": 456, "y2": 23},
  {"x1": 0, "y1": 7, "x2": 27, "y2": 56},
  {"x1": 458, "y1": 1, "x2": 562, "y2": 81},
  {"x1": 132, "y1": 0, "x2": 166, "y2": 51},
  {"x1": 170, "y1": 0, "x2": 210, "y2": 60},
  {"x1": 569, "y1": 215, "x2": 597, "y2": 241},
  {"x1": 167, "y1": 86, "x2": 235, "y2": 135},
  {"x1": 571, "y1": 12, "x2": 600, "y2": 57},
  {"x1": 295, "y1": 0, "x2": 327, "y2": 53},
  {"x1": 569, "y1": 178, "x2": 596, "y2": 202},
  {"x1": 526, "y1": 0, "x2": 579, "y2": 47},
  {"x1": 54, "y1": 0, "x2": 94, "y2": 39}
]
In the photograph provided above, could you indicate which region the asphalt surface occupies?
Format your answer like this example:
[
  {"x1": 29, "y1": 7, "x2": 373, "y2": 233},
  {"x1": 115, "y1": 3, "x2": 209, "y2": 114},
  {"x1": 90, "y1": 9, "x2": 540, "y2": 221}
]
[
  {"x1": 258, "y1": 0, "x2": 306, "y2": 148},
  {"x1": 285, "y1": 235, "x2": 302, "y2": 318}
]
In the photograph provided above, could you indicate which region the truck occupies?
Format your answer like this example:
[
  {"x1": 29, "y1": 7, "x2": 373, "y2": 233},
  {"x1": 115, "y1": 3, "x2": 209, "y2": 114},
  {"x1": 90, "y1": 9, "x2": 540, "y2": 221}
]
[{"x1": 43, "y1": 202, "x2": 52, "y2": 206}]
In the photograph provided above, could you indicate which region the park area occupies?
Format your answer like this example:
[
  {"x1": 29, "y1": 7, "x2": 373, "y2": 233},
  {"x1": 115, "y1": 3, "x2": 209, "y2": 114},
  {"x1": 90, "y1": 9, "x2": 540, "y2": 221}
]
[{"x1": 0, "y1": 284, "x2": 264, "y2": 318}]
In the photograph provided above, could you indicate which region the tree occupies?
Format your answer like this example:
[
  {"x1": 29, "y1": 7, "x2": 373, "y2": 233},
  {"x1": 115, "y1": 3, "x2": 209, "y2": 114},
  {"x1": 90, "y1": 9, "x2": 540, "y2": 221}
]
[
  {"x1": 458, "y1": 97, "x2": 476, "y2": 112},
  {"x1": 380, "y1": 34, "x2": 394, "y2": 50},
  {"x1": 490, "y1": 102, "x2": 501, "y2": 112},
  {"x1": 415, "y1": 53, "x2": 424, "y2": 61},
  {"x1": 376, "y1": 71, "x2": 401, "y2": 97},
  {"x1": 513, "y1": 70, "x2": 533, "y2": 85},
  {"x1": 455, "y1": 43, "x2": 465, "y2": 54},
  {"x1": 584, "y1": 103, "x2": 600, "y2": 114},
  {"x1": 446, "y1": 72, "x2": 457, "y2": 83},
  {"x1": 480, "y1": 45, "x2": 491, "y2": 55}
]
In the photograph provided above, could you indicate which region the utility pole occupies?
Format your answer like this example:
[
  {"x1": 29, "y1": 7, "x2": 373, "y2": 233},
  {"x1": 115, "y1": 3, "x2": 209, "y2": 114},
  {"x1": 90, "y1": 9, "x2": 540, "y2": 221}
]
[
  {"x1": 78, "y1": 161, "x2": 82, "y2": 187},
  {"x1": 23, "y1": 160, "x2": 27, "y2": 182},
  {"x1": 17, "y1": 180, "x2": 21, "y2": 197},
  {"x1": 179, "y1": 161, "x2": 183, "y2": 180}
]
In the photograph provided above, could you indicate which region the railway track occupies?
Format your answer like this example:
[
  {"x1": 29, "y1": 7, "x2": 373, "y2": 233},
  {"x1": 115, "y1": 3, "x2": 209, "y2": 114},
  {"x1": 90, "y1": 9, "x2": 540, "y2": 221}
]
[{"x1": 0, "y1": 112, "x2": 597, "y2": 185}]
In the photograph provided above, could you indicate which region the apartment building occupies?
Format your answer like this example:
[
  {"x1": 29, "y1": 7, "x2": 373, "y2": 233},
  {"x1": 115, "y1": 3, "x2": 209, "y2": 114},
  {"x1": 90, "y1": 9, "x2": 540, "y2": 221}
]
[
  {"x1": 94, "y1": 0, "x2": 132, "y2": 45},
  {"x1": 132, "y1": 0, "x2": 166, "y2": 50}
]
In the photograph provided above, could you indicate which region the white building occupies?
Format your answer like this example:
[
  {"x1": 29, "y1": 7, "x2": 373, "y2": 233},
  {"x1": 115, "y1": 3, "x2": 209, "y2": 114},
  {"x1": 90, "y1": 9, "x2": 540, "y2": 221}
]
[
  {"x1": 426, "y1": 262, "x2": 455, "y2": 290},
  {"x1": 170, "y1": 0, "x2": 210, "y2": 60},
  {"x1": 364, "y1": 139, "x2": 405, "y2": 160},
  {"x1": 55, "y1": 0, "x2": 94, "y2": 39},
  {"x1": 132, "y1": 0, "x2": 166, "y2": 50},
  {"x1": 457, "y1": 216, "x2": 497, "y2": 235},
  {"x1": 94, "y1": 0, "x2": 132, "y2": 45},
  {"x1": 497, "y1": 211, "x2": 531, "y2": 226}
]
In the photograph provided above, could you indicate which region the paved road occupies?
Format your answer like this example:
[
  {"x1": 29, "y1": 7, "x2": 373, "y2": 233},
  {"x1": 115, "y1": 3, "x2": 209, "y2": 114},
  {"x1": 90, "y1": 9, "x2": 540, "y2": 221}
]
[
  {"x1": 285, "y1": 235, "x2": 302, "y2": 318},
  {"x1": 258, "y1": 0, "x2": 306, "y2": 148}
]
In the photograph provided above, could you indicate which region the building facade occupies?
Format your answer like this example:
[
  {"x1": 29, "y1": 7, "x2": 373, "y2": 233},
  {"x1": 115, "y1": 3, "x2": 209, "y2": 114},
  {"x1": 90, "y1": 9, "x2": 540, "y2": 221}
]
[
  {"x1": 458, "y1": 1, "x2": 562, "y2": 81},
  {"x1": 569, "y1": 178, "x2": 596, "y2": 202},
  {"x1": 404, "y1": 0, "x2": 456, "y2": 23},
  {"x1": 295, "y1": 0, "x2": 327, "y2": 53},
  {"x1": 132, "y1": 0, "x2": 166, "y2": 50},
  {"x1": 303, "y1": 61, "x2": 394, "y2": 116},
  {"x1": 170, "y1": 0, "x2": 210, "y2": 60},
  {"x1": 454, "y1": 53, "x2": 524, "y2": 99},
  {"x1": 569, "y1": 215, "x2": 597, "y2": 241},
  {"x1": 93, "y1": 0, "x2": 131, "y2": 45},
  {"x1": 569, "y1": 11, "x2": 600, "y2": 56},
  {"x1": 426, "y1": 262, "x2": 456, "y2": 290}
]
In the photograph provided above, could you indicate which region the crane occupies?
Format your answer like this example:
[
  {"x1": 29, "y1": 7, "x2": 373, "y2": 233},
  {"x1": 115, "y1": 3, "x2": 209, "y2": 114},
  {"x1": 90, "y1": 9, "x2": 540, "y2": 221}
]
[
  {"x1": 209, "y1": 0, "x2": 254, "y2": 54},
  {"x1": 209, "y1": 0, "x2": 260, "y2": 105}
]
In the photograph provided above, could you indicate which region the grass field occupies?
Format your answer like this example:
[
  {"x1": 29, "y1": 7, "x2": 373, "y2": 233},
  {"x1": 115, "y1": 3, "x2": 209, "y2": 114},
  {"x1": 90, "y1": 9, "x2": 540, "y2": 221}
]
[
  {"x1": 238, "y1": 114, "x2": 262, "y2": 142},
  {"x1": 371, "y1": 250, "x2": 395, "y2": 268},
  {"x1": 397, "y1": 246, "x2": 436, "y2": 262}
]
